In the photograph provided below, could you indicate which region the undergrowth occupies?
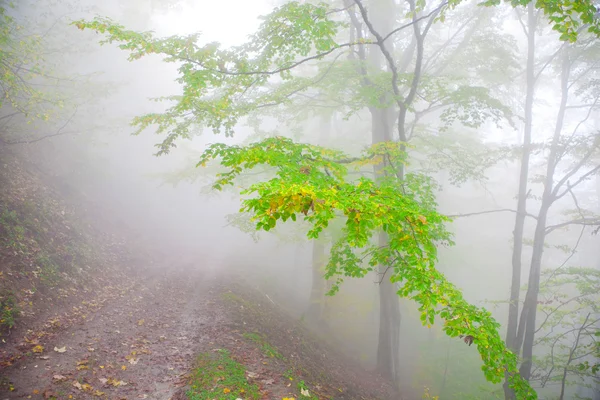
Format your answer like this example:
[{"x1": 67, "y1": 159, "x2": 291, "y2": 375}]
[
  {"x1": 186, "y1": 349, "x2": 261, "y2": 400},
  {"x1": 0, "y1": 291, "x2": 20, "y2": 333}
]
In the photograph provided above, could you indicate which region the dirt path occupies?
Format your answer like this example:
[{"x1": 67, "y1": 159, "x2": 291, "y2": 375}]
[
  {"x1": 1, "y1": 267, "x2": 401, "y2": 400},
  {"x1": 0, "y1": 268, "x2": 223, "y2": 399}
]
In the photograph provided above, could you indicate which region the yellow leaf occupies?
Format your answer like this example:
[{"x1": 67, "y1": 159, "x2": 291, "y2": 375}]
[
  {"x1": 32, "y1": 345, "x2": 44, "y2": 353},
  {"x1": 121, "y1": 365, "x2": 127, "y2": 370},
  {"x1": 223, "y1": 388, "x2": 231, "y2": 394}
]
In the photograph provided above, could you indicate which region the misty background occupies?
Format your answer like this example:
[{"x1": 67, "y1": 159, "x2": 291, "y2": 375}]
[{"x1": 1, "y1": 0, "x2": 599, "y2": 399}]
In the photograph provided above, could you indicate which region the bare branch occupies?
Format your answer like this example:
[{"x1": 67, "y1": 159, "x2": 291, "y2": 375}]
[
  {"x1": 379, "y1": 1, "x2": 448, "y2": 44},
  {"x1": 447, "y1": 209, "x2": 538, "y2": 220},
  {"x1": 546, "y1": 217, "x2": 600, "y2": 234},
  {"x1": 353, "y1": 0, "x2": 402, "y2": 101},
  {"x1": 0, "y1": 108, "x2": 78, "y2": 145},
  {"x1": 554, "y1": 164, "x2": 600, "y2": 201}
]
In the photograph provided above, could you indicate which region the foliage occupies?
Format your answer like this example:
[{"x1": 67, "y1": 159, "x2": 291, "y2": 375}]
[
  {"x1": 186, "y1": 349, "x2": 261, "y2": 400},
  {"x1": 73, "y1": 2, "x2": 342, "y2": 155},
  {"x1": 0, "y1": 1, "x2": 64, "y2": 123},
  {"x1": 479, "y1": 0, "x2": 600, "y2": 42},
  {"x1": 0, "y1": 291, "x2": 20, "y2": 333},
  {"x1": 73, "y1": 0, "x2": 599, "y2": 154},
  {"x1": 196, "y1": 136, "x2": 535, "y2": 398},
  {"x1": 71, "y1": 0, "x2": 600, "y2": 398}
]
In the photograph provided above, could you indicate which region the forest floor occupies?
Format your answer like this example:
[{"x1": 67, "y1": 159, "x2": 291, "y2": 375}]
[
  {"x1": 0, "y1": 147, "x2": 400, "y2": 400},
  {"x1": 0, "y1": 267, "x2": 400, "y2": 400}
]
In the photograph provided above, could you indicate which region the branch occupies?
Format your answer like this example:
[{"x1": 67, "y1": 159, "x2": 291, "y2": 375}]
[
  {"x1": 423, "y1": 11, "x2": 477, "y2": 74},
  {"x1": 446, "y1": 208, "x2": 538, "y2": 220},
  {"x1": 185, "y1": 41, "x2": 375, "y2": 77},
  {"x1": 353, "y1": 0, "x2": 402, "y2": 102},
  {"x1": 558, "y1": 313, "x2": 591, "y2": 400},
  {"x1": 379, "y1": 1, "x2": 448, "y2": 44},
  {"x1": 545, "y1": 217, "x2": 600, "y2": 234},
  {"x1": 254, "y1": 51, "x2": 346, "y2": 109},
  {"x1": 343, "y1": 0, "x2": 372, "y2": 86},
  {"x1": 554, "y1": 164, "x2": 600, "y2": 201},
  {"x1": 0, "y1": 108, "x2": 78, "y2": 145}
]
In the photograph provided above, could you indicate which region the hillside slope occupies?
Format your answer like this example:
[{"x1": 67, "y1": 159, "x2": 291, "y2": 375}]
[
  {"x1": 0, "y1": 148, "x2": 401, "y2": 399},
  {"x1": 0, "y1": 148, "x2": 150, "y2": 370}
]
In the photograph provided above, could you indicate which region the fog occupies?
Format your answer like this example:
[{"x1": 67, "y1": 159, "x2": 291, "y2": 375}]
[{"x1": 2, "y1": 0, "x2": 599, "y2": 399}]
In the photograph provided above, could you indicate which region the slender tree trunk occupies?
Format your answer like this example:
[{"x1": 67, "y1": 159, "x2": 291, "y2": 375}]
[
  {"x1": 504, "y1": 5, "x2": 536, "y2": 398},
  {"x1": 358, "y1": 0, "x2": 403, "y2": 385},
  {"x1": 306, "y1": 239, "x2": 327, "y2": 322},
  {"x1": 519, "y1": 51, "x2": 571, "y2": 381},
  {"x1": 371, "y1": 105, "x2": 401, "y2": 383},
  {"x1": 505, "y1": 1, "x2": 536, "y2": 353}
]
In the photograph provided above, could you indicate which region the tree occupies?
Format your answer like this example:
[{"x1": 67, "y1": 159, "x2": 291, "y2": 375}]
[
  {"x1": 499, "y1": 12, "x2": 600, "y2": 397},
  {"x1": 74, "y1": 0, "x2": 600, "y2": 398}
]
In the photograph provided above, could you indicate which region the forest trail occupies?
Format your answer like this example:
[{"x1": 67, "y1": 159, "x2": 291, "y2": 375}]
[
  {"x1": 0, "y1": 267, "x2": 226, "y2": 399},
  {"x1": 0, "y1": 266, "x2": 400, "y2": 400}
]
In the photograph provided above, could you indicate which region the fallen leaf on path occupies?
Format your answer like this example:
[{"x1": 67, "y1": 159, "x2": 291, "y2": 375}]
[
  {"x1": 104, "y1": 377, "x2": 127, "y2": 387},
  {"x1": 137, "y1": 319, "x2": 144, "y2": 326},
  {"x1": 246, "y1": 371, "x2": 259, "y2": 379},
  {"x1": 53, "y1": 375, "x2": 67, "y2": 382},
  {"x1": 32, "y1": 345, "x2": 44, "y2": 353},
  {"x1": 54, "y1": 346, "x2": 66, "y2": 353},
  {"x1": 301, "y1": 388, "x2": 310, "y2": 397},
  {"x1": 39, "y1": 356, "x2": 49, "y2": 360},
  {"x1": 128, "y1": 358, "x2": 138, "y2": 365}
]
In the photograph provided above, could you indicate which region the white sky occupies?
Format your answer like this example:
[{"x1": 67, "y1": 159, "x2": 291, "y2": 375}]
[{"x1": 152, "y1": 0, "x2": 272, "y2": 47}]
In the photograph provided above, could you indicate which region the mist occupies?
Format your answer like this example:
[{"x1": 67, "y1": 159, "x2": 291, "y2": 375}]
[{"x1": 1, "y1": 0, "x2": 599, "y2": 399}]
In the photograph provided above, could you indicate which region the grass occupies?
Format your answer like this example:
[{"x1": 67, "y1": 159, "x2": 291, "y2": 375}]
[
  {"x1": 243, "y1": 331, "x2": 285, "y2": 360},
  {"x1": 186, "y1": 349, "x2": 261, "y2": 400},
  {"x1": 0, "y1": 291, "x2": 20, "y2": 333}
]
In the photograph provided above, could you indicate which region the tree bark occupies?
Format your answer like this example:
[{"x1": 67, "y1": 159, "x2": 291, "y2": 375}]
[
  {"x1": 504, "y1": 5, "x2": 536, "y2": 398},
  {"x1": 371, "y1": 105, "x2": 401, "y2": 383},
  {"x1": 519, "y1": 50, "x2": 571, "y2": 381}
]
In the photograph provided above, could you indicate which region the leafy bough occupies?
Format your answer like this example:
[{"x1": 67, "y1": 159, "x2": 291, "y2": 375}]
[{"x1": 198, "y1": 136, "x2": 537, "y2": 399}]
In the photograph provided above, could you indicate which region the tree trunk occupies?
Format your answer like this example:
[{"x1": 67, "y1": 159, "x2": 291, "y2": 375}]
[
  {"x1": 371, "y1": 105, "x2": 401, "y2": 383},
  {"x1": 504, "y1": 5, "x2": 536, "y2": 398},
  {"x1": 306, "y1": 114, "x2": 333, "y2": 323},
  {"x1": 306, "y1": 239, "x2": 327, "y2": 322},
  {"x1": 519, "y1": 51, "x2": 571, "y2": 381},
  {"x1": 505, "y1": 1, "x2": 536, "y2": 353}
]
